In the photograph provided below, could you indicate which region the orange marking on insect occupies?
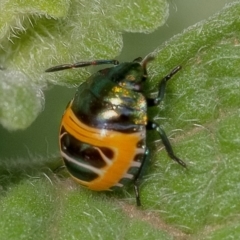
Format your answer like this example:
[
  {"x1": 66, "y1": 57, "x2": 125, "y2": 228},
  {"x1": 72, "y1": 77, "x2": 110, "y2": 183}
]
[{"x1": 60, "y1": 102, "x2": 146, "y2": 190}]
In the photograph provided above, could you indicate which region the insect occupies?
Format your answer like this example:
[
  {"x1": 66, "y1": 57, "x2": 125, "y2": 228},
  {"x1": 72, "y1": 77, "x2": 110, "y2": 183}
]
[{"x1": 45, "y1": 56, "x2": 186, "y2": 206}]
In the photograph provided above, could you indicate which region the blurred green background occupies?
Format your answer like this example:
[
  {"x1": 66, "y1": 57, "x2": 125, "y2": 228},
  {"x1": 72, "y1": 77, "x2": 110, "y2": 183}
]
[{"x1": 0, "y1": 0, "x2": 234, "y2": 158}]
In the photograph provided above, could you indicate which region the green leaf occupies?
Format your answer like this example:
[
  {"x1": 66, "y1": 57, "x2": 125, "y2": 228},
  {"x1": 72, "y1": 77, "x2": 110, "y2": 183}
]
[
  {"x1": 0, "y1": 174, "x2": 174, "y2": 240},
  {"x1": 0, "y1": 0, "x2": 168, "y2": 130},
  {"x1": 140, "y1": 0, "x2": 240, "y2": 235},
  {"x1": 0, "y1": 70, "x2": 43, "y2": 130}
]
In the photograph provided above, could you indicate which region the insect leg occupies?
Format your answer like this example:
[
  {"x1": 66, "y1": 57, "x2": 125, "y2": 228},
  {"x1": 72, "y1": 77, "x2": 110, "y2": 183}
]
[
  {"x1": 147, "y1": 121, "x2": 186, "y2": 168},
  {"x1": 147, "y1": 66, "x2": 181, "y2": 106},
  {"x1": 133, "y1": 148, "x2": 150, "y2": 206}
]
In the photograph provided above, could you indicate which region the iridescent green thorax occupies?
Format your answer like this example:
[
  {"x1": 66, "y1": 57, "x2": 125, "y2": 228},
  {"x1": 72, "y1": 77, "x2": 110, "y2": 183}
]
[{"x1": 71, "y1": 62, "x2": 147, "y2": 132}]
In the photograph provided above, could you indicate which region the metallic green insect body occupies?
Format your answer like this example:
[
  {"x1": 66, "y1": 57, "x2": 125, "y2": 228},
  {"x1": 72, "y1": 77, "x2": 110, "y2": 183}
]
[{"x1": 46, "y1": 56, "x2": 186, "y2": 206}]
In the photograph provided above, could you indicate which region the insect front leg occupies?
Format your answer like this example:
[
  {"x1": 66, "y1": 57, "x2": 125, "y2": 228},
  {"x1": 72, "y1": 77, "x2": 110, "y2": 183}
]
[{"x1": 147, "y1": 66, "x2": 182, "y2": 106}]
